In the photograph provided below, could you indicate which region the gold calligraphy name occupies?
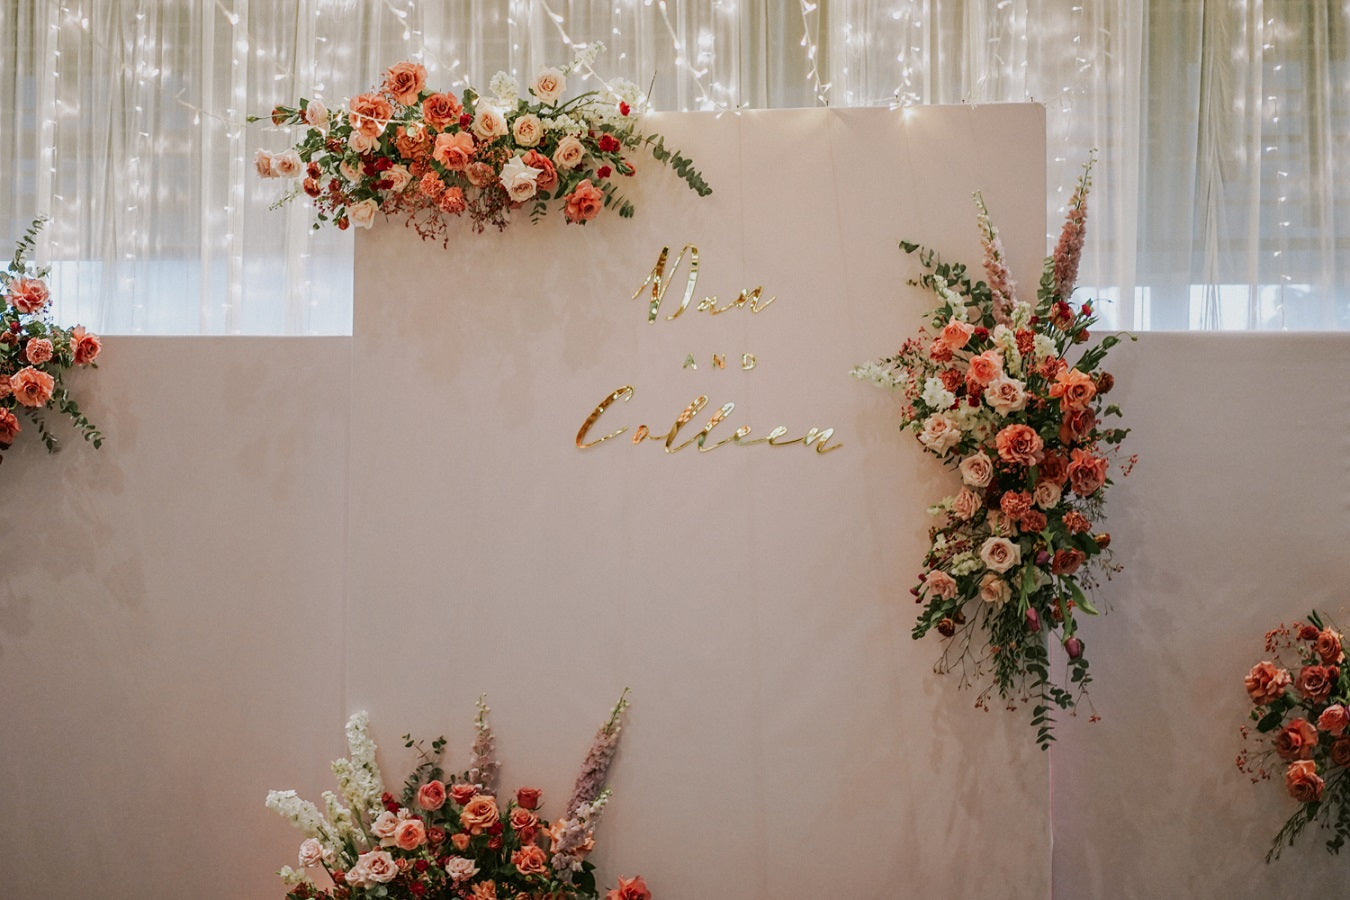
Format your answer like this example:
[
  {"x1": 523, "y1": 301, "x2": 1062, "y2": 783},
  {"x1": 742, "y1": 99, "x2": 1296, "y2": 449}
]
[
  {"x1": 633, "y1": 244, "x2": 776, "y2": 323},
  {"x1": 576, "y1": 386, "x2": 841, "y2": 454}
]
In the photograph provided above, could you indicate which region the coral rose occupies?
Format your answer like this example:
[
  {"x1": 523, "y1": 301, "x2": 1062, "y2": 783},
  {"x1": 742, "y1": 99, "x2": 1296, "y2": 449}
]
[
  {"x1": 438, "y1": 186, "x2": 467, "y2": 215},
  {"x1": 511, "y1": 845, "x2": 549, "y2": 876},
  {"x1": 1317, "y1": 704, "x2": 1349, "y2": 737},
  {"x1": 1050, "y1": 367, "x2": 1097, "y2": 410},
  {"x1": 979, "y1": 536, "x2": 1021, "y2": 574},
  {"x1": 1296, "y1": 665, "x2": 1337, "y2": 703},
  {"x1": 995, "y1": 424, "x2": 1044, "y2": 466},
  {"x1": 564, "y1": 178, "x2": 604, "y2": 223},
  {"x1": 450, "y1": 783, "x2": 478, "y2": 805},
  {"x1": 940, "y1": 318, "x2": 975, "y2": 350},
  {"x1": 348, "y1": 92, "x2": 393, "y2": 137},
  {"x1": 460, "y1": 795, "x2": 499, "y2": 834},
  {"x1": 606, "y1": 875, "x2": 652, "y2": 900},
  {"x1": 417, "y1": 780, "x2": 447, "y2": 811},
  {"x1": 959, "y1": 451, "x2": 995, "y2": 488},
  {"x1": 394, "y1": 819, "x2": 427, "y2": 851},
  {"x1": 10, "y1": 366, "x2": 54, "y2": 408},
  {"x1": 9, "y1": 277, "x2": 50, "y2": 313},
  {"x1": 1058, "y1": 407, "x2": 1096, "y2": 444},
  {"x1": 1244, "y1": 661, "x2": 1291, "y2": 704},
  {"x1": 1315, "y1": 628, "x2": 1344, "y2": 665},
  {"x1": 383, "y1": 61, "x2": 426, "y2": 106},
  {"x1": 1285, "y1": 759, "x2": 1324, "y2": 803},
  {"x1": 25, "y1": 338, "x2": 53, "y2": 365},
  {"x1": 966, "y1": 349, "x2": 1004, "y2": 386},
  {"x1": 1038, "y1": 451, "x2": 1069, "y2": 486},
  {"x1": 1067, "y1": 448, "x2": 1108, "y2": 496},
  {"x1": 433, "y1": 131, "x2": 475, "y2": 171},
  {"x1": 1274, "y1": 718, "x2": 1319, "y2": 761},
  {"x1": 0, "y1": 408, "x2": 20, "y2": 446},
  {"x1": 520, "y1": 150, "x2": 558, "y2": 193},
  {"x1": 422, "y1": 93, "x2": 463, "y2": 130}
]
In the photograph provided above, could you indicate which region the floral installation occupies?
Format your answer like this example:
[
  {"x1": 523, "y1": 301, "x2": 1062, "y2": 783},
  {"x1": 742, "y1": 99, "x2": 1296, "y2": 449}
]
[
  {"x1": 254, "y1": 44, "x2": 710, "y2": 239},
  {"x1": 852, "y1": 157, "x2": 1133, "y2": 748},
  {"x1": 0, "y1": 217, "x2": 102, "y2": 465},
  {"x1": 266, "y1": 691, "x2": 649, "y2": 900},
  {"x1": 1238, "y1": 611, "x2": 1350, "y2": 861}
]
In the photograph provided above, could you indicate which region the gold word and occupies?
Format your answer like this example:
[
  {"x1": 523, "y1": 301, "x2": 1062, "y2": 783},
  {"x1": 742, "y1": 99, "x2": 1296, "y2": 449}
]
[
  {"x1": 633, "y1": 245, "x2": 776, "y2": 323},
  {"x1": 683, "y1": 353, "x2": 756, "y2": 371},
  {"x1": 576, "y1": 386, "x2": 841, "y2": 454}
]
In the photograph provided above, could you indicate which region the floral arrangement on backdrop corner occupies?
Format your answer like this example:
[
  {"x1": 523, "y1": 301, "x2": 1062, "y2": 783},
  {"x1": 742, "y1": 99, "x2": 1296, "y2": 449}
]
[
  {"x1": 0, "y1": 217, "x2": 102, "y2": 466},
  {"x1": 253, "y1": 44, "x2": 710, "y2": 240},
  {"x1": 1239, "y1": 612, "x2": 1350, "y2": 861},
  {"x1": 852, "y1": 156, "x2": 1134, "y2": 748},
  {"x1": 267, "y1": 691, "x2": 650, "y2": 900}
]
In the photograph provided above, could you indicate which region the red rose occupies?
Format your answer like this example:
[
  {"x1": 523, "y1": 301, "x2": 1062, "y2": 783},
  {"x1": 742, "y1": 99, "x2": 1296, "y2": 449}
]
[
  {"x1": 516, "y1": 786, "x2": 542, "y2": 810},
  {"x1": 1274, "y1": 718, "x2": 1318, "y2": 761}
]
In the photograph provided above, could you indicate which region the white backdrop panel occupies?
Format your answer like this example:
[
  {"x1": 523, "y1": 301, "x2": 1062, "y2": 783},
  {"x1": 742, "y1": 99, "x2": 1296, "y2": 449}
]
[{"x1": 348, "y1": 106, "x2": 1051, "y2": 898}]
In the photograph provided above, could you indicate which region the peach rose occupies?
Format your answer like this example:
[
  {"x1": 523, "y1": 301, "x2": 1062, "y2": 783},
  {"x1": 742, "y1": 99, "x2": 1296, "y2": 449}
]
[
  {"x1": 951, "y1": 488, "x2": 981, "y2": 521},
  {"x1": 303, "y1": 99, "x2": 330, "y2": 131},
  {"x1": 417, "y1": 780, "x2": 447, "y2": 811},
  {"x1": 71, "y1": 326, "x2": 101, "y2": 365},
  {"x1": 273, "y1": 149, "x2": 303, "y2": 177},
  {"x1": 922, "y1": 570, "x2": 958, "y2": 601},
  {"x1": 511, "y1": 844, "x2": 549, "y2": 876},
  {"x1": 298, "y1": 837, "x2": 326, "y2": 868},
  {"x1": 995, "y1": 424, "x2": 1044, "y2": 466},
  {"x1": 979, "y1": 573, "x2": 1010, "y2": 606},
  {"x1": 940, "y1": 318, "x2": 975, "y2": 350},
  {"x1": 918, "y1": 412, "x2": 963, "y2": 454},
  {"x1": 511, "y1": 114, "x2": 544, "y2": 148},
  {"x1": 985, "y1": 375, "x2": 1027, "y2": 415},
  {"x1": 1315, "y1": 629, "x2": 1344, "y2": 665},
  {"x1": 348, "y1": 849, "x2": 398, "y2": 887},
  {"x1": 438, "y1": 186, "x2": 467, "y2": 215},
  {"x1": 1274, "y1": 718, "x2": 1319, "y2": 761},
  {"x1": 339, "y1": 158, "x2": 362, "y2": 183},
  {"x1": 254, "y1": 149, "x2": 276, "y2": 178},
  {"x1": 1049, "y1": 367, "x2": 1097, "y2": 410},
  {"x1": 348, "y1": 130, "x2": 377, "y2": 154},
  {"x1": 1317, "y1": 704, "x2": 1349, "y2": 736},
  {"x1": 1067, "y1": 448, "x2": 1108, "y2": 496},
  {"x1": 959, "y1": 451, "x2": 994, "y2": 488},
  {"x1": 422, "y1": 93, "x2": 463, "y2": 130},
  {"x1": 10, "y1": 366, "x2": 54, "y2": 408},
  {"x1": 516, "y1": 786, "x2": 543, "y2": 810},
  {"x1": 471, "y1": 882, "x2": 499, "y2": 900},
  {"x1": 25, "y1": 338, "x2": 53, "y2": 365},
  {"x1": 450, "y1": 832, "x2": 472, "y2": 851},
  {"x1": 966, "y1": 349, "x2": 1004, "y2": 387},
  {"x1": 445, "y1": 856, "x2": 480, "y2": 882},
  {"x1": 466, "y1": 162, "x2": 496, "y2": 188},
  {"x1": 531, "y1": 66, "x2": 567, "y2": 103},
  {"x1": 564, "y1": 178, "x2": 604, "y2": 223},
  {"x1": 385, "y1": 164, "x2": 412, "y2": 192},
  {"x1": 394, "y1": 818, "x2": 427, "y2": 851},
  {"x1": 521, "y1": 150, "x2": 557, "y2": 193},
  {"x1": 0, "y1": 408, "x2": 20, "y2": 446},
  {"x1": 1296, "y1": 665, "x2": 1337, "y2": 703},
  {"x1": 980, "y1": 536, "x2": 1021, "y2": 574},
  {"x1": 347, "y1": 199, "x2": 379, "y2": 229},
  {"x1": 606, "y1": 875, "x2": 652, "y2": 900},
  {"x1": 554, "y1": 134, "x2": 585, "y2": 170},
  {"x1": 1332, "y1": 738, "x2": 1350, "y2": 767},
  {"x1": 472, "y1": 105, "x2": 508, "y2": 141},
  {"x1": 9, "y1": 277, "x2": 50, "y2": 314},
  {"x1": 383, "y1": 61, "x2": 426, "y2": 106},
  {"x1": 1285, "y1": 759, "x2": 1324, "y2": 803},
  {"x1": 433, "y1": 131, "x2": 476, "y2": 171},
  {"x1": 450, "y1": 783, "x2": 478, "y2": 805},
  {"x1": 460, "y1": 795, "x2": 499, "y2": 834},
  {"x1": 1032, "y1": 480, "x2": 1062, "y2": 510},
  {"x1": 1245, "y1": 661, "x2": 1292, "y2": 704},
  {"x1": 370, "y1": 810, "x2": 400, "y2": 846},
  {"x1": 348, "y1": 92, "x2": 394, "y2": 137}
]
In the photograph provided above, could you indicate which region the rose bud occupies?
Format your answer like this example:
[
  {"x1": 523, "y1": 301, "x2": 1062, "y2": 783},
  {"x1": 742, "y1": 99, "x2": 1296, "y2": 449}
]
[
  {"x1": 516, "y1": 787, "x2": 542, "y2": 810},
  {"x1": 336, "y1": 216, "x2": 350, "y2": 230},
  {"x1": 1094, "y1": 532, "x2": 1111, "y2": 549},
  {"x1": 271, "y1": 105, "x2": 288, "y2": 125},
  {"x1": 1036, "y1": 549, "x2": 1051, "y2": 566},
  {"x1": 1300, "y1": 625, "x2": 1321, "y2": 641},
  {"x1": 952, "y1": 609, "x2": 967, "y2": 625},
  {"x1": 936, "y1": 617, "x2": 956, "y2": 637},
  {"x1": 1064, "y1": 636, "x2": 1084, "y2": 660},
  {"x1": 1026, "y1": 608, "x2": 1042, "y2": 633},
  {"x1": 1095, "y1": 372, "x2": 1114, "y2": 394}
]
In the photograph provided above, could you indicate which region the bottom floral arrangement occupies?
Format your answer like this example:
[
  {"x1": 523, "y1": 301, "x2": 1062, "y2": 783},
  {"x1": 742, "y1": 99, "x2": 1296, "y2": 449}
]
[{"x1": 267, "y1": 692, "x2": 650, "y2": 900}]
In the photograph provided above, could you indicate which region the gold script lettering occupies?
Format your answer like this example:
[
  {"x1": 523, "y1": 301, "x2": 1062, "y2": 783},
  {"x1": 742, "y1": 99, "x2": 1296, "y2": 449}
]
[
  {"x1": 632, "y1": 244, "x2": 775, "y2": 323},
  {"x1": 576, "y1": 386, "x2": 635, "y2": 448}
]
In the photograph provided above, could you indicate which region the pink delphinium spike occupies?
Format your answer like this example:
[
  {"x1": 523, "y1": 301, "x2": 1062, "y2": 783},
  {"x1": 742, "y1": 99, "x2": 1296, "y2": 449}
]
[
  {"x1": 466, "y1": 695, "x2": 499, "y2": 792},
  {"x1": 975, "y1": 192, "x2": 1016, "y2": 323},
  {"x1": 565, "y1": 688, "x2": 630, "y2": 818},
  {"x1": 1052, "y1": 153, "x2": 1095, "y2": 302}
]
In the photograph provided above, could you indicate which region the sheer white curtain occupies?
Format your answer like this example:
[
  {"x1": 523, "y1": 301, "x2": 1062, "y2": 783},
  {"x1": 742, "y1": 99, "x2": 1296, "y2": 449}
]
[{"x1": 2, "y1": 1, "x2": 1346, "y2": 333}]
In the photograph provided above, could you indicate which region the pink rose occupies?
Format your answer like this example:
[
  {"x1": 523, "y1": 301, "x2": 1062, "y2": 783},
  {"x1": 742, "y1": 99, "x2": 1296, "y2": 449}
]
[
  {"x1": 273, "y1": 150, "x2": 303, "y2": 177},
  {"x1": 1274, "y1": 718, "x2": 1319, "y2": 761},
  {"x1": 417, "y1": 780, "x2": 447, "y2": 811},
  {"x1": 25, "y1": 338, "x2": 53, "y2": 365},
  {"x1": 9, "y1": 277, "x2": 50, "y2": 314},
  {"x1": 951, "y1": 488, "x2": 981, "y2": 521},
  {"x1": 606, "y1": 875, "x2": 652, "y2": 900},
  {"x1": 433, "y1": 131, "x2": 476, "y2": 171},
  {"x1": 298, "y1": 838, "x2": 326, "y2": 868},
  {"x1": 303, "y1": 100, "x2": 329, "y2": 131},
  {"x1": 922, "y1": 570, "x2": 958, "y2": 601},
  {"x1": 984, "y1": 375, "x2": 1027, "y2": 415},
  {"x1": 564, "y1": 178, "x2": 604, "y2": 223},
  {"x1": 966, "y1": 349, "x2": 1004, "y2": 387},
  {"x1": 394, "y1": 818, "x2": 426, "y2": 851},
  {"x1": 382, "y1": 61, "x2": 427, "y2": 106},
  {"x1": 10, "y1": 366, "x2": 54, "y2": 408},
  {"x1": 959, "y1": 451, "x2": 994, "y2": 488},
  {"x1": 1317, "y1": 704, "x2": 1349, "y2": 736},
  {"x1": 917, "y1": 413, "x2": 962, "y2": 454},
  {"x1": 511, "y1": 844, "x2": 549, "y2": 876},
  {"x1": 1244, "y1": 661, "x2": 1291, "y2": 704},
  {"x1": 348, "y1": 849, "x2": 398, "y2": 888},
  {"x1": 979, "y1": 573, "x2": 1010, "y2": 606},
  {"x1": 371, "y1": 810, "x2": 400, "y2": 846},
  {"x1": 1296, "y1": 665, "x2": 1337, "y2": 703},
  {"x1": 253, "y1": 149, "x2": 276, "y2": 178},
  {"x1": 445, "y1": 856, "x2": 480, "y2": 882},
  {"x1": 1285, "y1": 759, "x2": 1324, "y2": 803},
  {"x1": 995, "y1": 424, "x2": 1044, "y2": 466},
  {"x1": 0, "y1": 408, "x2": 20, "y2": 446},
  {"x1": 979, "y1": 536, "x2": 1021, "y2": 574},
  {"x1": 1067, "y1": 448, "x2": 1108, "y2": 496},
  {"x1": 71, "y1": 326, "x2": 101, "y2": 365}
]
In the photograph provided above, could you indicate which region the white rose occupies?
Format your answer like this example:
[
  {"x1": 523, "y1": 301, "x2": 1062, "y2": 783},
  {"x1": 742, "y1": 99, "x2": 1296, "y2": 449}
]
[
  {"x1": 959, "y1": 451, "x2": 994, "y2": 488},
  {"x1": 348, "y1": 130, "x2": 376, "y2": 154},
  {"x1": 554, "y1": 134, "x2": 585, "y2": 170},
  {"x1": 979, "y1": 573, "x2": 1011, "y2": 606},
  {"x1": 499, "y1": 155, "x2": 540, "y2": 202},
  {"x1": 917, "y1": 413, "x2": 962, "y2": 454},
  {"x1": 984, "y1": 375, "x2": 1027, "y2": 415},
  {"x1": 511, "y1": 113, "x2": 544, "y2": 148},
  {"x1": 303, "y1": 100, "x2": 330, "y2": 132},
  {"x1": 273, "y1": 149, "x2": 303, "y2": 178},
  {"x1": 979, "y1": 536, "x2": 1021, "y2": 574},
  {"x1": 472, "y1": 105, "x2": 508, "y2": 140},
  {"x1": 1032, "y1": 480, "x2": 1062, "y2": 509},
  {"x1": 347, "y1": 198, "x2": 379, "y2": 229},
  {"x1": 445, "y1": 856, "x2": 480, "y2": 882},
  {"x1": 298, "y1": 838, "x2": 326, "y2": 868},
  {"x1": 348, "y1": 850, "x2": 398, "y2": 887},
  {"x1": 531, "y1": 66, "x2": 566, "y2": 103}
]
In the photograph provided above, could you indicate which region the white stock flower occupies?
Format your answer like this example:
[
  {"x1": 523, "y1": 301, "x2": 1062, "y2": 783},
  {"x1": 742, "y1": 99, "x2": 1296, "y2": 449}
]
[
  {"x1": 1032, "y1": 333, "x2": 1057, "y2": 363},
  {"x1": 489, "y1": 71, "x2": 520, "y2": 106},
  {"x1": 1011, "y1": 300, "x2": 1033, "y2": 329},
  {"x1": 921, "y1": 376, "x2": 956, "y2": 411},
  {"x1": 265, "y1": 790, "x2": 330, "y2": 839}
]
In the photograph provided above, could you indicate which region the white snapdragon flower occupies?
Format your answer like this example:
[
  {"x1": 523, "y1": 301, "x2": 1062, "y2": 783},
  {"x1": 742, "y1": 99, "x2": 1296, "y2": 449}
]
[
  {"x1": 265, "y1": 790, "x2": 330, "y2": 840},
  {"x1": 921, "y1": 376, "x2": 956, "y2": 411},
  {"x1": 850, "y1": 361, "x2": 907, "y2": 390},
  {"x1": 1011, "y1": 300, "x2": 1034, "y2": 329}
]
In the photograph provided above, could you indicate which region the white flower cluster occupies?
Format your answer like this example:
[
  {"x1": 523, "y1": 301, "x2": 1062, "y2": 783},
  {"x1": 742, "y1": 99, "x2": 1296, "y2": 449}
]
[
  {"x1": 332, "y1": 711, "x2": 387, "y2": 821},
  {"x1": 265, "y1": 790, "x2": 330, "y2": 840},
  {"x1": 849, "y1": 361, "x2": 907, "y2": 390},
  {"x1": 489, "y1": 71, "x2": 520, "y2": 107}
]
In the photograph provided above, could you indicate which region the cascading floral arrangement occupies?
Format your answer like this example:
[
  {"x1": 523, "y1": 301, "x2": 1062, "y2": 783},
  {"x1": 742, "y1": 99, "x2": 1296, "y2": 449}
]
[
  {"x1": 266, "y1": 692, "x2": 649, "y2": 900},
  {"x1": 1238, "y1": 612, "x2": 1350, "y2": 861},
  {"x1": 0, "y1": 217, "x2": 102, "y2": 465},
  {"x1": 852, "y1": 158, "x2": 1133, "y2": 748},
  {"x1": 253, "y1": 43, "x2": 709, "y2": 240}
]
